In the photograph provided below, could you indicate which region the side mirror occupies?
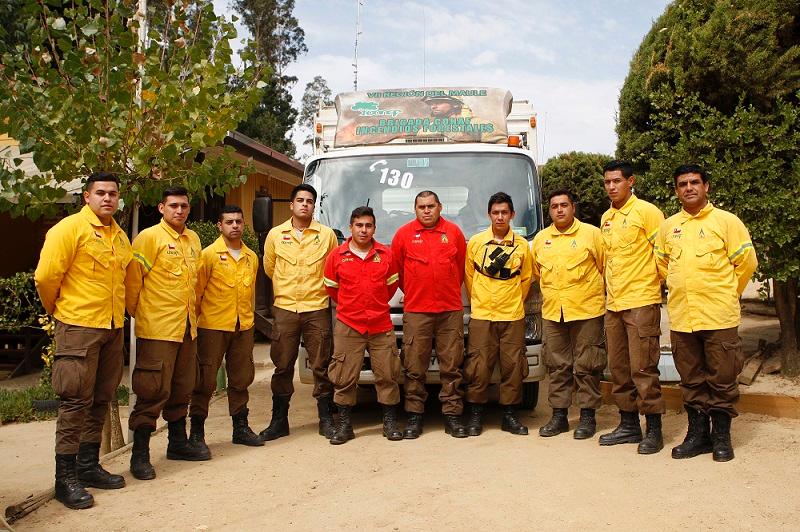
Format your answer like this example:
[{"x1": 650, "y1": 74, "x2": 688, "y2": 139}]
[{"x1": 253, "y1": 196, "x2": 273, "y2": 234}]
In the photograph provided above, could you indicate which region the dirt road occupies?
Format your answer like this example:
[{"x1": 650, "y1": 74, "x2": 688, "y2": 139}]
[{"x1": 9, "y1": 369, "x2": 800, "y2": 531}]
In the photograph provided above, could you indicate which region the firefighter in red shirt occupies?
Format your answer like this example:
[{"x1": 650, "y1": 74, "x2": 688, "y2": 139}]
[
  {"x1": 323, "y1": 206, "x2": 402, "y2": 445},
  {"x1": 391, "y1": 190, "x2": 468, "y2": 439}
]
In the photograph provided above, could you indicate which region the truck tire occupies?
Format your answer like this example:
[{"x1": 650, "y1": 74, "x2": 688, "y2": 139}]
[{"x1": 521, "y1": 382, "x2": 539, "y2": 410}]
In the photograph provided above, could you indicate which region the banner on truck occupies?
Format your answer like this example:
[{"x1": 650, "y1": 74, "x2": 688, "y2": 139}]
[{"x1": 334, "y1": 87, "x2": 513, "y2": 148}]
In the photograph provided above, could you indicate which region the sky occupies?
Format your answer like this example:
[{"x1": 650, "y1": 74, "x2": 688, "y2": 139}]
[{"x1": 214, "y1": 0, "x2": 672, "y2": 162}]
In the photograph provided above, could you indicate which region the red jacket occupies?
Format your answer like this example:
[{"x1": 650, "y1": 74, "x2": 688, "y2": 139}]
[
  {"x1": 391, "y1": 216, "x2": 466, "y2": 313},
  {"x1": 323, "y1": 238, "x2": 399, "y2": 335}
]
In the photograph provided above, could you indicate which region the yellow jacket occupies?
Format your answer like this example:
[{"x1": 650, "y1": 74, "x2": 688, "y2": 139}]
[
  {"x1": 264, "y1": 218, "x2": 337, "y2": 313},
  {"x1": 601, "y1": 195, "x2": 664, "y2": 311},
  {"x1": 196, "y1": 236, "x2": 258, "y2": 331},
  {"x1": 655, "y1": 203, "x2": 757, "y2": 332},
  {"x1": 34, "y1": 205, "x2": 132, "y2": 329},
  {"x1": 126, "y1": 220, "x2": 202, "y2": 342},
  {"x1": 465, "y1": 227, "x2": 532, "y2": 321},
  {"x1": 531, "y1": 219, "x2": 605, "y2": 322}
]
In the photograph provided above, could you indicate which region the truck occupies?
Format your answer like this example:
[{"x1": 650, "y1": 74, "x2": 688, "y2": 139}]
[{"x1": 296, "y1": 87, "x2": 546, "y2": 409}]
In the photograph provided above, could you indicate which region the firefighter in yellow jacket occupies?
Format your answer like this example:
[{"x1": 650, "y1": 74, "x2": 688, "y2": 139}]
[
  {"x1": 656, "y1": 164, "x2": 757, "y2": 462},
  {"x1": 189, "y1": 205, "x2": 264, "y2": 454},
  {"x1": 35, "y1": 172, "x2": 131, "y2": 509},
  {"x1": 260, "y1": 184, "x2": 338, "y2": 441},
  {"x1": 531, "y1": 189, "x2": 606, "y2": 440},
  {"x1": 126, "y1": 186, "x2": 207, "y2": 481}
]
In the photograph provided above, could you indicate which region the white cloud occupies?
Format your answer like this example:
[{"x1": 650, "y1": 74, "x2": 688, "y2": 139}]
[{"x1": 471, "y1": 51, "x2": 497, "y2": 66}]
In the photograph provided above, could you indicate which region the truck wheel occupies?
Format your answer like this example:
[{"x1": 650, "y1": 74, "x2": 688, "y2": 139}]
[{"x1": 521, "y1": 382, "x2": 539, "y2": 410}]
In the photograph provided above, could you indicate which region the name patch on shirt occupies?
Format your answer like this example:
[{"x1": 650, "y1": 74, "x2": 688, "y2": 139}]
[
  {"x1": 672, "y1": 227, "x2": 682, "y2": 239},
  {"x1": 602, "y1": 220, "x2": 612, "y2": 233}
]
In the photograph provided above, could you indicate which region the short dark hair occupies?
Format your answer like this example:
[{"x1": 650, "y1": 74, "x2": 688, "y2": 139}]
[
  {"x1": 673, "y1": 164, "x2": 709, "y2": 185},
  {"x1": 290, "y1": 183, "x2": 317, "y2": 202},
  {"x1": 602, "y1": 160, "x2": 634, "y2": 178},
  {"x1": 85, "y1": 172, "x2": 119, "y2": 191},
  {"x1": 415, "y1": 190, "x2": 440, "y2": 206},
  {"x1": 487, "y1": 191, "x2": 514, "y2": 214},
  {"x1": 219, "y1": 204, "x2": 244, "y2": 222},
  {"x1": 349, "y1": 206, "x2": 375, "y2": 225},
  {"x1": 547, "y1": 188, "x2": 576, "y2": 205},
  {"x1": 162, "y1": 186, "x2": 189, "y2": 201}
]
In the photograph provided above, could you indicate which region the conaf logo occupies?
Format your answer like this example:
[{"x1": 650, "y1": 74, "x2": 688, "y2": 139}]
[{"x1": 351, "y1": 101, "x2": 401, "y2": 117}]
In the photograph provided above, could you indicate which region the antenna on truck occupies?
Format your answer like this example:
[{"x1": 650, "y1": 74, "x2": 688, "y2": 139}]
[{"x1": 353, "y1": 0, "x2": 364, "y2": 90}]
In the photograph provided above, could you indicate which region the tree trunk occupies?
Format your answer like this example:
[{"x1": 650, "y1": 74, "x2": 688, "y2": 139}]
[{"x1": 773, "y1": 278, "x2": 800, "y2": 376}]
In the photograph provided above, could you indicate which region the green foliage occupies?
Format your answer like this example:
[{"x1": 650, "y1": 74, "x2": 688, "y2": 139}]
[
  {"x1": 187, "y1": 220, "x2": 260, "y2": 253},
  {"x1": 540, "y1": 152, "x2": 613, "y2": 227},
  {"x1": 0, "y1": 0, "x2": 265, "y2": 219},
  {"x1": 0, "y1": 271, "x2": 45, "y2": 331},
  {"x1": 616, "y1": 0, "x2": 800, "y2": 285},
  {"x1": 0, "y1": 383, "x2": 58, "y2": 423},
  {"x1": 236, "y1": 74, "x2": 298, "y2": 156}
]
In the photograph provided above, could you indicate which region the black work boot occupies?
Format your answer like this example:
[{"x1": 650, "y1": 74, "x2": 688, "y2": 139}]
[
  {"x1": 259, "y1": 394, "x2": 291, "y2": 442},
  {"x1": 167, "y1": 417, "x2": 211, "y2": 461},
  {"x1": 538, "y1": 408, "x2": 569, "y2": 437},
  {"x1": 55, "y1": 453, "x2": 94, "y2": 510},
  {"x1": 711, "y1": 411, "x2": 734, "y2": 462},
  {"x1": 444, "y1": 414, "x2": 468, "y2": 438},
  {"x1": 317, "y1": 394, "x2": 336, "y2": 439},
  {"x1": 189, "y1": 415, "x2": 212, "y2": 458},
  {"x1": 637, "y1": 414, "x2": 664, "y2": 454},
  {"x1": 573, "y1": 408, "x2": 597, "y2": 440},
  {"x1": 403, "y1": 413, "x2": 423, "y2": 439},
  {"x1": 130, "y1": 427, "x2": 156, "y2": 480},
  {"x1": 672, "y1": 406, "x2": 712, "y2": 459},
  {"x1": 501, "y1": 405, "x2": 529, "y2": 435},
  {"x1": 76, "y1": 441, "x2": 125, "y2": 489},
  {"x1": 598, "y1": 410, "x2": 643, "y2": 446},
  {"x1": 382, "y1": 405, "x2": 404, "y2": 441},
  {"x1": 330, "y1": 404, "x2": 355, "y2": 445},
  {"x1": 232, "y1": 408, "x2": 265, "y2": 447},
  {"x1": 465, "y1": 403, "x2": 483, "y2": 437}
]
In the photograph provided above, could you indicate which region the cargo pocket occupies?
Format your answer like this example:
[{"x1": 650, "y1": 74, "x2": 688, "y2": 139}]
[
  {"x1": 133, "y1": 360, "x2": 163, "y2": 400},
  {"x1": 401, "y1": 335, "x2": 413, "y2": 362},
  {"x1": 327, "y1": 351, "x2": 347, "y2": 386},
  {"x1": 721, "y1": 338, "x2": 744, "y2": 381},
  {"x1": 51, "y1": 349, "x2": 88, "y2": 398},
  {"x1": 590, "y1": 340, "x2": 608, "y2": 373},
  {"x1": 391, "y1": 343, "x2": 402, "y2": 381},
  {"x1": 638, "y1": 325, "x2": 662, "y2": 371}
]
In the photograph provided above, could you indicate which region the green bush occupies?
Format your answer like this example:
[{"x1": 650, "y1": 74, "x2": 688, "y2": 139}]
[
  {"x1": 187, "y1": 220, "x2": 261, "y2": 253},
  {"x1": 0, "y1": 383, "x2": 58, "y2": 423},
  {"x1": 0, "y1": 271, "x2": 45, "y2": 331}
]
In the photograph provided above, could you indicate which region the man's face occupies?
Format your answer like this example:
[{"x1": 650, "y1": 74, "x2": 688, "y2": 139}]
[
  {"x1": 429, "y1": 101, "x2": 455, "y2": 117},
  {"x1": 218, "y1": 212, "x2": 244, "y2": 242},
  {"x1": 290, "y1": 191, "x2": 315, "y2": 222},
  {"x1": 83, "y1": 180, "x2": 120, "y2": 222},
  {"x1": 549, "y1": 194, "x2": 575, "y2": 229},
  {"x1": 675, "y1": 172, "x2": 709, "y2": 213},
  {"x1": 603, "y1": 170, "x2": 635, "y2": 206},
  {"x1": 414, "y1": 195, "x2": 442, "y2": 228},
  {"x1": 489, "y1": 202, "x2": 515, "y2": 236},
  {"x1": 158, "y1": 194, "x2": 190, "y2": 231},
  {"x1": 350, "y1": 215, "x2": 375, "y2": 247}
]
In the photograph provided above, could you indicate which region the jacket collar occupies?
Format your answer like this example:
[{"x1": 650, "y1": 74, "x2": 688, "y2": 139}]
[
  {"x1": 210, "y1": 235, "x2": 253, "y2": 257},
  {"x1": 337, "y1": 237, "x2": 388, "y2": 259},
  {"x1": 548, "y1": 218, "x2": 580, "y2": 236},
  {"x1": 410, "y1": 216, "x2": 448, "y2": 232},
  {"x1": 159, "y1": 218, "x2": 185, "y2": 239},
  {"x1": 679, "y1": 202, "x2": 714, "y2": 223},
  {"x1": 277, "y1": 217, "x2": 322, "y2": 234},
  {"x1": 479, "y1": 225, "x2": 517, "y2": 245},
  {"x1": 609, "y1": 194, "x2": 638, "y2": 216},
  {"x1": 79, "y1": 205, "x2": 122, "y2": 234}
]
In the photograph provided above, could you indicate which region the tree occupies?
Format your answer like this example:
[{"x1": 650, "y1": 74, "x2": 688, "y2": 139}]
[
  {"x1": 232, "y1": 0, "x2": 306, "y2": 155},
  {"x1": 298, "y1": 75, "x2": 332, "y2": 148},
  {"x1": 540, "y1": 152, "x2": 612, "y2": 227},
  {"x1": 0, "y1": 0, "x2": 265, "y2": 218},
  {"x1": 616, "y1": 0, "x2": 800, "y2": 375}
]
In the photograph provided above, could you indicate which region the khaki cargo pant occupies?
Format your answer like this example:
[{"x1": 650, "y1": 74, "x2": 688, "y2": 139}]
[
  {"x1": 329, "y1": 320, "x2": 401, "y2": 407},
  {"x1": 465, "y1": 319, "x2": 528, "y2": 406},
  {"x1": 269, "y1": 305, "x2": 333, "y2": 398},
  {"x1": 542, "y1": 315, "x2": 606, "y2": 409},
  {"x1": 402, "y1": 310, "x2": 465, "y2": 415},
  {"x1": 52, "y1": 321, "x2": 124, "y2": 455},
  {"x1": 605, "y1": 304, "x2": 665, "y2": 415},
  {"x1": 190, "y1": 326, "x2": 255, "y2": 419},
  {"x1": 129, "y1": 322, "x2": 197, "y2": 431},
  {"x1": 671, "y1": 327, "x2": 745, "y2": 417}
]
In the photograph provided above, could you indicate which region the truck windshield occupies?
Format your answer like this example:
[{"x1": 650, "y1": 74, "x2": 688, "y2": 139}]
[{"x1": 306, "y1": 152, "x2": 541, "y2": 244}]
